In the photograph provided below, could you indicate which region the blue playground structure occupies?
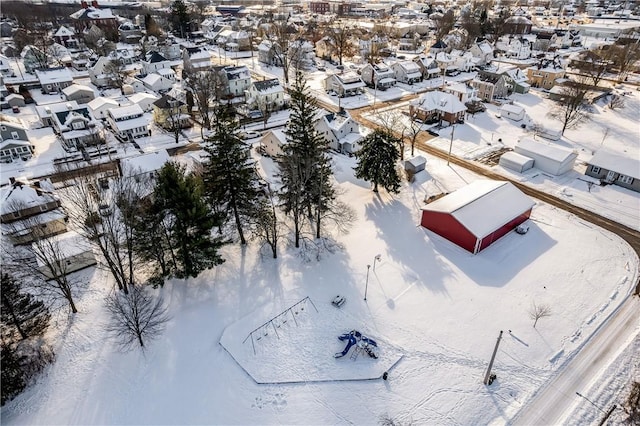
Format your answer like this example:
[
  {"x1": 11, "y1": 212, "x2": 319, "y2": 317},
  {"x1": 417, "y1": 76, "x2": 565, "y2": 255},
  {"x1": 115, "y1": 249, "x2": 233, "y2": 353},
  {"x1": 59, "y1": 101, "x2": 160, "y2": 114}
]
[{"x1": 335, "y1": 330, "x2": 378, "y2": 359}]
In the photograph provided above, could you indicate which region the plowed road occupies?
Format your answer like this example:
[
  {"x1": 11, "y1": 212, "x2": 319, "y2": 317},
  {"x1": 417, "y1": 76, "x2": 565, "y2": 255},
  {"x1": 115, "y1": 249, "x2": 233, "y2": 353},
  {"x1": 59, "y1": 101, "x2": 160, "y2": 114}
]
[{"x1": 348, "y1": 101, "x2": 640, "y2": 425}]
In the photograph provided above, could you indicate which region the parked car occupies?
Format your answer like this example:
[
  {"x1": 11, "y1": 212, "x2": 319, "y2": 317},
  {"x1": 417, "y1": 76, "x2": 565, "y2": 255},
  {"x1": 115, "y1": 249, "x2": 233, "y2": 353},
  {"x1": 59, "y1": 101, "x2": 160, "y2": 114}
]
[
  {"x1": 12, "y1": 106, "x2": 20, "y2": 113},
  {"x1": 240, "y1": 130, "x2": 262, "y2": 139}
]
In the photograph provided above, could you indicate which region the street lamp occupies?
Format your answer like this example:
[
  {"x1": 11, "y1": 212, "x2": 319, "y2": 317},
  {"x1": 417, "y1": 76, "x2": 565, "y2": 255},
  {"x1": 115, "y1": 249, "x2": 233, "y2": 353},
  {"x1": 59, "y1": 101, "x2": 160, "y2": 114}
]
[
  {"x1": 364, "y1": 264, "x2": 371, "y2": 301},
  {"x1": 364, "y1": 254, "x2": 382, "y2": 301},
  {"x1": 373, "y1": 254, "x2": 382, "y2": 271}
]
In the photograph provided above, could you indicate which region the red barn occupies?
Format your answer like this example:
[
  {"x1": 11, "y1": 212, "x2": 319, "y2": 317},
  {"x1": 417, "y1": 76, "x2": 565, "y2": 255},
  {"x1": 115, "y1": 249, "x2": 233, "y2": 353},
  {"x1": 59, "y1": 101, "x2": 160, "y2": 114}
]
[{"x1": 421, "y1": 180, "x2": 534, "y2": 254}]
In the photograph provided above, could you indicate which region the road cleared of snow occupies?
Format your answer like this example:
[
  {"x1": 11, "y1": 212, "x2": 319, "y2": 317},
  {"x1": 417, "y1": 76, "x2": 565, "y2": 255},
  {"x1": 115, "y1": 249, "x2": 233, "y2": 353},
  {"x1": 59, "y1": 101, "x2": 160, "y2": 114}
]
[{"x1": 511, "y1": 295, "x2": 640, "y2": 425}]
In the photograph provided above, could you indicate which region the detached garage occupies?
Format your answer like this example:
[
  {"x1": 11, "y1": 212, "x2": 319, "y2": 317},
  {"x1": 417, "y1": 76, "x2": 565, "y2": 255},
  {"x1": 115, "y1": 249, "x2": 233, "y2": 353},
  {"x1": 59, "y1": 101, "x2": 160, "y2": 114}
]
[
  {"x1": 514, "y1": 137, "x2": 577, "y2": 175},
  {"x1": 420, "y1": 180, "x2": 535, "y2": 254}
]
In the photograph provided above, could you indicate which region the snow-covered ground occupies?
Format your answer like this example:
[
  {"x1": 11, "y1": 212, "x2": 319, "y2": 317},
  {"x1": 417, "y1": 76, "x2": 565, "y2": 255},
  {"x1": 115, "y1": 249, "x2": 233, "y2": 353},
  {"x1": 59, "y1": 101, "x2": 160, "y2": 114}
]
[{"x1": 2, "y1": 149, "x2": 637, "y2": 425}]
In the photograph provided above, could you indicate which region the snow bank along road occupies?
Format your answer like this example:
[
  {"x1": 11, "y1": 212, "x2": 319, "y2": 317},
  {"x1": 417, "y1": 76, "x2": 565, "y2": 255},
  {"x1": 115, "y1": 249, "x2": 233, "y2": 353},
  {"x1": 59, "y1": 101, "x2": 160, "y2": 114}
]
[{"x1": 511, "y1": 296, "x2": 640, "y2": 425}]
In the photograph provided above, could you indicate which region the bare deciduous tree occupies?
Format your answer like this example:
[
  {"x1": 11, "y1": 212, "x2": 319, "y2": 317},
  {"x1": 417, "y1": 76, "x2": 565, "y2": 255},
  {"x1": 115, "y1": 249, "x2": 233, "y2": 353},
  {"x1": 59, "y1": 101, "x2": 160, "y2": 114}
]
[
  {"x1": 104, "y1": 58, "x2": 128, "y2": 93},
  {"x1": 183, "y1": 69, "x2": 224, "y2": 133},
  {"x1": 547, "y1": 79, "x2": 591, "y2": 135},
  {"x1": 105, "y1": 285, "x2": 170, "y2": 350},
  {"x1": 529, "y1": 301, "x2": 551, "y2": 328},
  {"x1": 325, "y1": 20, "x2": 356, "y2": 66},
  {"x1": 608, "y1": 94, "x2": 625, "y2": 110},
  {"x1": 2, "y1": 209, "x2": 80, "y2": 314}
]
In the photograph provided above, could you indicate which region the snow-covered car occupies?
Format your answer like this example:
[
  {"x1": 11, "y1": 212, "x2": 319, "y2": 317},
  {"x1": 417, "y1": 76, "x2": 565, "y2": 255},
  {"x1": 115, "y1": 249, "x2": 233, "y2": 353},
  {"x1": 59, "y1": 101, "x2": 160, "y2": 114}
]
[{"x1": 515, "y1": 224, "x2": 530, "y2": 235}]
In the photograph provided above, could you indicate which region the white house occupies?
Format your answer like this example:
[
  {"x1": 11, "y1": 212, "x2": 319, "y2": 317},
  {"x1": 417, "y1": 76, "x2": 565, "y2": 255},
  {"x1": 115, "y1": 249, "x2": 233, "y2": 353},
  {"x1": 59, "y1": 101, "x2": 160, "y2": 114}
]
[
  {"x1": 142, "y1": 51, "x2": 171, "y2": 74},
  {"x1": 409, "y1": 91, "x2": 467, "y2": 124},
  {"x1": 413, "y1": 54, "x2": 441, "y2": 79},
  {"x1": 514, "y1": 137, "x2": 577, "y2": 175},
  {"x1": 128, "y1": 92, "x2": 160, "y2": 112},
  {"x1": 182, "y1": 46, "x2": 212, "y2": 71},
  {"x1": 314, "y1": 111, "x2": 368, "y2": 154},
  {"x1": 87, "y1": 97, "x2": 120, "y2": 120},
  {"x1": 391, "y1": 61, "x2": 423, "y2": 85},
  {"x1": 360, "y1": 63, "x2": 396, "y2": 90},
  {"x1": 445, "y1": 82, "x2": 477, "y2": 104},
  {"x1": 62, "y1": 84, "x2": 96, "y2": 104},
  {"x1": 245, "y1": 79, "x2": 285, "y2": 111},
  {"x1": 258, "y1": 129, "x2": 287, "y2": 158},
  {"x1": 140, "y1": 73, "x2": 174, "y2": 93},
  {"x1": 323, "y1": 73, "x2": 366, "y2": 97},
  {"x1": 221, "y1": 65, "x2": 251, "y2": 98},
  {"x1": 88, "y1": 56, "x2": 112, "y2": 87},
  {"x1": 107, "y1": 104, "x2": 150, "y2": 141},
  {"x1": 469, "y1": 40, "x2": 494, "y2": 66}
]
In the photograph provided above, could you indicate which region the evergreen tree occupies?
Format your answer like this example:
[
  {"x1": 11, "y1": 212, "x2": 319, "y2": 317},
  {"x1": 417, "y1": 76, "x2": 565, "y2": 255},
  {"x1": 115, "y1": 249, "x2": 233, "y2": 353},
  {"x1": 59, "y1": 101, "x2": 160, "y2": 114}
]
[
  {"x1": 203, "y1": 104, "x2": 261, "y2": 245},
  {"x1": 278, "y1": 72, "x2": 335, "y2": 246},
  {"x1": 154, "y1": 163, "x2": 225, "y2": 278},
  {"x1": 170, "y1": 0, "x2": 191, "y2": 38},
  {"x1": 1, "y1": 273, "x2": 50, "y2": 341},
  {"x1": 1, "y1": 342, "x2": 25, "y2": 406},
  {"x1": 354, "y1": 129, "x2": 402, "y2": 194}
]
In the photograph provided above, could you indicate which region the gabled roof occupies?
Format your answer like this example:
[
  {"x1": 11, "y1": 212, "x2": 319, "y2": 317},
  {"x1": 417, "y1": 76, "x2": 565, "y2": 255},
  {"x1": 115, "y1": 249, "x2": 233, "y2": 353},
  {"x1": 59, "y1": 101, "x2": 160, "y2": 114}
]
[
  {"x1": 120, "y1": 150, "x2": 171, "y2": 176},
  {"x1": 109, "y1": 104, "x2": 144, "y2": 120},
  {"x1": 410, "y1": 91, "x2": 466, "y2": 114},
  {"x1": 588, "y1": 150, "x2": 640, "y2": 180},
  {"x1": 147, "y1": 51, "x2": 168, "y2": 63},
  {"x1": 423, "y1": 180, "x2": 534, "y2": 238},
  {"x1": 0, "y1": 179, "x2": 58, "y2": 215},
  {"x1": 516, "y1": 137, "x2": 577, "y2": 163},
  {"x1": 54, "y1": 25, "x2": 75, "y2": 37},
  {"x1": 62, "y1": 84, "x2": 94, "y2": 96},
  {"x1": 35, "y1": 67, "x2": 74, "y2": 84},
  {"x1": 88, "y1": 96, "x2": 119, "y2": 111},
  {"x1": 70, "y1": 7, "x2": 115, "y2": 20}
]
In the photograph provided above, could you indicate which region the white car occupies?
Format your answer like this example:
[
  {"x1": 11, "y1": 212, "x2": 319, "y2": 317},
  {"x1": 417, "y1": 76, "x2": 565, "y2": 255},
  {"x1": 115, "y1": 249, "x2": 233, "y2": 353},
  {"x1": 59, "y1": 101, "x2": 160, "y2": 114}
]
[{"x1": 240, "y1": 130, "x2": 262, "y2": 139}]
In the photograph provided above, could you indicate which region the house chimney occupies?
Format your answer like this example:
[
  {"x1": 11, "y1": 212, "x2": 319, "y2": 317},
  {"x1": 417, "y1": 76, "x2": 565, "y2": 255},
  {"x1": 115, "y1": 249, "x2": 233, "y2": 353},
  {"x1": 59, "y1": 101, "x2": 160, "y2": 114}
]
[
  {"x1": 9, "y1": 177, "x2": 15, "y2": 184},
  {"x1": 81, "y1": 0, "x2": 88, "y2": 8}
]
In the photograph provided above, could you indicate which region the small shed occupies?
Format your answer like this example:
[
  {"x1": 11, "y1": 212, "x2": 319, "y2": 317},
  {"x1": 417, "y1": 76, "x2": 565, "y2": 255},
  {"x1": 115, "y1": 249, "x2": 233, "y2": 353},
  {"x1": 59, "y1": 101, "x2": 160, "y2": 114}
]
[
  {"x1": 499, "y1": 104, "x2": 526, "y2": 121},
  {"x1": 404, "y1": 155, "x2": 427, "y2": 174},
  {"x1": 420, "y1": 180, "x2": 534, "y2": 254},
  {"x1": 499, "y1": 151, "x2": 534, "y2": 173},
  {"x1": 514, "y1": 137, "x2": 577, "y2": 175},
  {"x1": 35, "y1": 232, "x2": 96, "y2": 279}
]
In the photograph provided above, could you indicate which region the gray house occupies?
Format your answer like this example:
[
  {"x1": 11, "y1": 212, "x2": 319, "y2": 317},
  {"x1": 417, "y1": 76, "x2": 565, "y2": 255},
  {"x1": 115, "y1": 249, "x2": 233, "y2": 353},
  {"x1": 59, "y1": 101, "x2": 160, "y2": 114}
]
[
  {"x1": 585, "y1": 150, "x2": 640, "y2": 193},
  {"x1": 0, "y1": 116, "x2": 32, "y2": 162}
]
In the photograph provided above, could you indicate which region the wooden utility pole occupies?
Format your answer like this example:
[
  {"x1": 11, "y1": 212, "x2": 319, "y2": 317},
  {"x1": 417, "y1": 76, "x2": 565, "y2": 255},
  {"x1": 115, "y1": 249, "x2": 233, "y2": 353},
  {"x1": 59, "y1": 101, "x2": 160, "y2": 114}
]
[{"x1": 484, "y1": 330, "x2": 503, "y2": 385}]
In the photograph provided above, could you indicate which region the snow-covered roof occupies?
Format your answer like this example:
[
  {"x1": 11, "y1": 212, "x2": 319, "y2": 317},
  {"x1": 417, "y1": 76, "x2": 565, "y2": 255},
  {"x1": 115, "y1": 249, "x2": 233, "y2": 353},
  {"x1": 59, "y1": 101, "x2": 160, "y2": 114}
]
[
  {"x1": 0, "y1": 179, "x2": 58, "y2": 215},
  {"x1": 111, "y1": 116, "x2": 148, "y2": 131},
  {"x1": 62, "y1": 84, "x2": 94, "y2": 96},
  {"x1": 589, "y1": 150, "x2": 640, "y2": 180},
  {"x1": 397, "y1": 61, "x2": 421, "y2": 73},
  {"x1": 54, "y1": 25, "x2": 75, "y2": 37},
  {"x1": 120, "y1": 150, "x2": 171, "y2": 176},
  {"x1": 516, "y1": 137, "x2": 577, "y2": 163},
  {"x1": 34, "y1": 231, "x2": 92, "y2": 268},
  {"x1": 128, "y1": 92, "x2": 160, "y2": 104},
  {"x1": 70, "y1": 6, "x2": 115, "y2": 20},
  {"x1": 109, "y1": 104, "x2": 144, "y2": 120},
  {"x1": 423, "y1": 180, "x2": 535, "y2": 238},
  {"x1": 253, "y1": 79, "x2": 283, "y2": 94},
  {"x1": 411, "y1": 91, "x2": 466, "y2": 114},
  {"x1": 35, "y1": 68, "x2": 73, "y2": 84},
  {"x1": 88, "y1": 97, "x2": 119, "y2": 111},
  {"x1": 500, "y1": 104, "x2": 525, "y2": 114}
]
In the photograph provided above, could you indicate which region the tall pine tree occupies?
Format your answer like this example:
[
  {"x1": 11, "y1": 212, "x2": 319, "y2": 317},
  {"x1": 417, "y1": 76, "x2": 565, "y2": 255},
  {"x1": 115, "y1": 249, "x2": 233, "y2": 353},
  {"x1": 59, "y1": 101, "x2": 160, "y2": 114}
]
[
  {"x1": 154, "y1": 163, "x2": 226, "y2": 278},
  {"x1": 354, "y1": 129, "x2": 402, "y2": 194},
  {"x1": 1, "y1": 273, "x2": 50, "y2": 341},
  {"x1": 203, "y1": 104, "x2": 261, "y2": 245},
  {"x1": 278, "y1": 72, "x2": 335, "y2": 246}
]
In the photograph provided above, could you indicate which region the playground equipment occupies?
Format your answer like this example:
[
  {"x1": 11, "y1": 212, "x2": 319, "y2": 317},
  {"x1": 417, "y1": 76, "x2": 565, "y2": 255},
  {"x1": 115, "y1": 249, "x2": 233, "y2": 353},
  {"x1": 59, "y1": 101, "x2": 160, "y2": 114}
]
[
  {"x1": 242, "y1": 296, "x2": 318, "y2": 355},
  {"x1": 334, "y1": 330, "x2": 378, "y2": 360}
]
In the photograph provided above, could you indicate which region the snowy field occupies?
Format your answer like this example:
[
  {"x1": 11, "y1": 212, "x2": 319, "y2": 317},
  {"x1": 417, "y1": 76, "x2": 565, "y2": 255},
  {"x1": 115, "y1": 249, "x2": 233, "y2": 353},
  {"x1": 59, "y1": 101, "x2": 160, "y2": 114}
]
[{"x1": 2, "y1": 149, "x2": 637, "y2": 425}]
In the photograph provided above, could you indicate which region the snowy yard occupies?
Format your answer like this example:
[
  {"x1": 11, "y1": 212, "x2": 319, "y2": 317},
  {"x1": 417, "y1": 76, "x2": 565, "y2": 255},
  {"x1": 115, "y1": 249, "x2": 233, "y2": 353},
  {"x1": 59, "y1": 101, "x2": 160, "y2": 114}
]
[{"x1": 2, "y1": 149, "x2": 637, "y2": 425}]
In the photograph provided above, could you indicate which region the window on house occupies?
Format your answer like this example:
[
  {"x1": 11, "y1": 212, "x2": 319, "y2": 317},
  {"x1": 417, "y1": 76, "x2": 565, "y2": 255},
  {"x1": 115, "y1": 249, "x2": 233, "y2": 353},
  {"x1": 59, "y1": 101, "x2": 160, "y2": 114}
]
[
  {"x1": 591, "y1": 166, "x2": 601, "y2": 174},
  {"x1": 619, "y1": 175, "x2": 634, "y2": 184},
  {"x1": 72, "y1": 121, "x2": 85, "y2": 130},
  {"x1": 11, "y1": 131, "x2": 18, "y2": 139}
]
